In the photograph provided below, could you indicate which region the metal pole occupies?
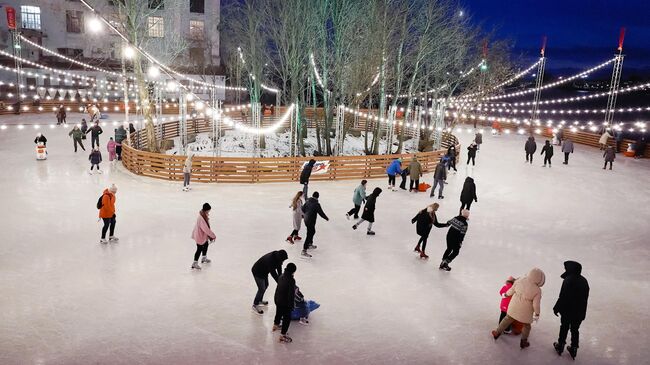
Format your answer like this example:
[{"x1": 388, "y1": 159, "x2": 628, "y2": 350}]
[
  {"x1": 179, "y1": 89, "x2": 187, "y2": 155},
  {"x1": 604, "y1": 51, "x2": 624, "y2": 129},
  {"x1": 12, "y1": 30, "x2": 23, "y2": 113}
]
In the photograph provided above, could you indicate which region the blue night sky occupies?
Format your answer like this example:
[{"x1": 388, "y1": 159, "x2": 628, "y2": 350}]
[{"x1": 464, "y1": 0, "x2": 650, "y2": 71}]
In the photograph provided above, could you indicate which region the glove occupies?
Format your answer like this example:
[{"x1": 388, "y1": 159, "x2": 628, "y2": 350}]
[
  {"x1": 553, "y1": 309, "x2": 559, "y2": 317},
  {"x1": 533, "y1": 314, "x2": 540, "y2": 323}
]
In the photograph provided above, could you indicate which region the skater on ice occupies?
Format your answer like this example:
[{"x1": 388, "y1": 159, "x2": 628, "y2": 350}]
[
  {"x1": 301, "y1": 192, "x2": 329, "y2": 257},
  {"x1": 562, "y1": 138, "x2": 574, "y2": 165},
  {"x1": 459, "y1": 177, "x2": 478, "y2": 213},
  {"x1": 34, "y1": 133, "x2": 47, "y2": 147},
  {"x1": 467, "y1": 142, "x2": 478, "y2": 166},
  {"x1": 474, "y1": 130, "x2": 483, "y2": 150},
  {"x1": 107, "y1": 137, "x2": 117, "y2": 162},
  {"x1": 603, "y1": 145, "x2": 616, "y2": 170},
  {"x1": 346, "y1": 180, "x2": 367, "y2": 220},
  {"x1": 182, "y1": 154, "x2": 193, "y2": 191},
  {"x1": 190, "y1": 203, "x2": 217, "y2": 270},
  {"x1": 411, "y1": 203, "x2": 449, "y2": 259},
  {"x1": 599, "y1": 129, "x2": 613, "y2": 150},
  {"x1": 386, "y1": 158, "x2": 402, "y2": 191},
  {"x1": 541, "y1": 140, "x2": 554, "y2": 167},
  {"x1": 287, "y1": 191, "x2": 304, "y2": 244},
  {"x1": 430, "y1": 158, "x2": 447, "y2": 199},
  {"x1": 525, "y1": 136, "x2": 537, "y2": 164},
  {"x1": 553, "y1": 261, "x2": 590, "y2": 359},
  {"x1": 98, "y1": 184, "x2": 118, "y2": 244},
  {"x1": 497, "y1": 276, "x2": 516, "y2": 334},
  {"x1": 89, "y1": 148, "x2": 103, "y2": 174},
  {"x1": 86, "y1": 121, "x2": 103, "y2": 149},
  {"x1": 300, "y1": 159, "x2": 316, "y2": 198},
  {"x1": 446, "y1": 145, "x2": 458, "y2": 172},
  {"x1": 352, "y1": 187, "x2": 382, "y2": 235},
  {"x1": 491, "y1": 267, "x2": 546, "y2": 349},
  {"x1": 68, "y1": 125, "x2": 85, "y2": 152},
  {"x1": 439, "y1": 209, "x2": 469, "y2": 271},
  {"x1": 251, "y1": 250, "x2": 288, "y2": 314},
  {"x1": 408, "y1": 156, "x2": 422, "y2": 192},
  {"x1": 114, "y1": 125, "x2": 127, "y2": 160},
  {"x1": 80, "y1": 119, "x2": 89, "y2": 139},
  {"x1": 273, "y1": 262, "x2": 297, "y2": 343}
]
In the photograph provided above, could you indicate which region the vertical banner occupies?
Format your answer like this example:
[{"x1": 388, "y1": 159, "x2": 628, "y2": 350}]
[{"x1": 5, "y1": 7, "x2": 16, "y2": 30}]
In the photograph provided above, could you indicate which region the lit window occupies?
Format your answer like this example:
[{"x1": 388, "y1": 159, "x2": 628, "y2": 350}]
[
  {"x1": 21, "y1": 6, "x2": 41, "y2": 30},
  {"x1": 147, "y1": 16, "x2": 164, "y2": 38},
  {"x1": 189, "y1": 20, "x2": 204, "y2": 40}
]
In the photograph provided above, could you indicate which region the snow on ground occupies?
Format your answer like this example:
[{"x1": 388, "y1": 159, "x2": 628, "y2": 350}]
[{"x1": 0, "y1": 123, "x2": 649, "y2": 365}]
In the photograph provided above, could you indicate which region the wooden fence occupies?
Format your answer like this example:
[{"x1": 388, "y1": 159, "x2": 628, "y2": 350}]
[{"x1": 538, "y1": 127, "x2": 649, "y2": 158}]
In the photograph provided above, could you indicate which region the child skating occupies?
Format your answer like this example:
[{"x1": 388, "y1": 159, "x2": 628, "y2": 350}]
[
  {"x1": 498, "y1": 276, "x2": 516, "y2": 334},
  {"x1": 89, "y1": 148, "x2": 103, "y2": 174},
  {"x1": 190, "y1": 203, "x2": 217, "y2": 270}
]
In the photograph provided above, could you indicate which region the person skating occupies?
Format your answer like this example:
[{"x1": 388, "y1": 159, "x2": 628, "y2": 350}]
[
  {"x1": 498, "y1": 276, "x2": 516, "y2": 334},
  {"x1": 603, "y1": 145, "x2": 615, "y2": 170},
  {"x1": 552, "y1": 261, "x2": 590, "y2": 359},
  {"x1": 430, "y1": 159, "x2": 447, "y2": 199},
  {"x1": 541, "y1": 140, "x2": 554, "y2": 167},
  {"x1": 562, "y1": 138, "x2": 574, "y2": 165},
  {"x1": 80, "y1": 119, "x2": 88, "y2": 139},
  {"x1": 273, "y1": 262, "x2": 297, "y2": 343},
  {"x1": 599, "y1": 130, "x2": 612, "y2": 150},
  {"x1": 68, "y1": 125, "x2": 85, "y2": 152},
  {"x1": 287, "y1": 191, "x2": 304, "y2": 244},
  {"x1": 525, "y1": 136, "x2": 537, "y2": 164},
  {"x1": 86, "y1": 122, "x2": 103, "y2": 149},
  {"x1": 190, "y1": 203, "x2": 217, "y2": 270},
  {"x1": 459, "y1": 177, "x2": 477, "y2": 213},
  {"x1": 409, "y1": 156, "x2": 422, "y2": 192},
  {"x1": 114, "y1": 125, "x2": 127, "y2": 160},
  {"x1": 301, "y1": 192, "x2": 329, "y2": 257},
  {"x1": 475, "y1": 131, "x2": 483, "y2": 150},
  {"x1": 411, "y1": 203, "x2": 449, "y2": 259},
  {"x1": 251, "y1": 250, "x2": 288, "y2": 314},
  {"x1": 555, "y1": 128, "x2": 564, "y2": 146},
  {"x1": 182, "y1": 154, "x2": 193, "y2": 191},
  {"x1": 467, "y1": 142, "x2": 478, "y2": 166},
  {"x1": 399, "y1": 167, "x2": 409, "y2": 190},
  {"x1": 439, "y1": 209, "x2": 469, "y2": 271},
  {"x1": 446, "y1": 145, "x2": 458, "y2": 172},
  {"x1": 56, "y1": 105, "x2": 66, "y2": 125},
  {"x1": 352, "y1": 187, "x2": 382, "y2": 235},
  {"x1": 89, "y1": 148, "x2": 103, "y2": 174},
  {"x1": 107, "y1": 137, "x2": 117, "y2": 162},
  {"x1": 300, "y1": 159, "x2": 316, "y2": 198},
  {"x1": 491, "y1": 268, "x2": 546, "y2": 349},
  {"x1": 98, "y1": 184, "x2": 118, "y2": 244},
  {"x1": 386, "y1": 158, "x2": 402, "y2": 191},
  {"x1": 34, "y1": 133, "x2": 47, "y2": 147},
  {"x1": 346, "y1": 180, "x2": 367, "y2": 220}
]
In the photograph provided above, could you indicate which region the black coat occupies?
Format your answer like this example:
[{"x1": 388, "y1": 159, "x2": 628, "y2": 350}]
[
  {"x1": 251, "y1": 250, "x2": 288, "y2": 281},
  {"x1": 434, "y1": 163, "x2": 447, "y2": 180},
  {"x1": 447, "y1": 145, "x2": 457, "y2": 158},
  {"x1": 525, "y1": 138, "x2": 537, "y2": 154},
  {"x1": 541, "y1": 143, "x2": 554, "y2": 157},
  {"x1": 361, "y1": 188, "x2": 382, "y2": 222},
  {"x1": 300, "y1": 160, "x2": 316, "y2": 184},
  {"x1": 460, "y1": 177, "x2": 477, "y2": 203},
  {"x1": 446, "y1": 215, "x2": 468, "y2": 245},
  {"x1": 274, "y1": 273, "x2": 296, "y2": 308},
  {"x1": 412, "y1": 210, "x2": 449, "y2": 237},
  {"x1": 467, "y1": 145, "x2": 477, "y2": 158},
  {"x1": 302, "y1": 197, "x2": 328, "y2": 226},
  {"x1": 553, "y1": 261, "x2": 589, "y2": 321},
  {"x1": 87, "y1": 125, "x2": 103, "y2": 137},
  {"x1": 34, "y1": 135, "x2": 47, "y2": 144}
]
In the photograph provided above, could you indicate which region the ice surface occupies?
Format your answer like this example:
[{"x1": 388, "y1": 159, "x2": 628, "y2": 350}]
[{"x1": 0, "y1": 121, "x2": 649, "y2": 365}]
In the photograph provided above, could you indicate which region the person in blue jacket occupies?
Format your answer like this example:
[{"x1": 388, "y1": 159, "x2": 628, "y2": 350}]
[{"x1": 386, "y1": 158, "x2": 402, "y2": 191}]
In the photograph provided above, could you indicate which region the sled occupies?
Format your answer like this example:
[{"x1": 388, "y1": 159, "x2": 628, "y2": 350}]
[
  {"x1": 291, "y1": 300, "x2": 320, "y2": 320},
  {"x1": 418, "y1": 182, "x2": 431, "y2": 192}
]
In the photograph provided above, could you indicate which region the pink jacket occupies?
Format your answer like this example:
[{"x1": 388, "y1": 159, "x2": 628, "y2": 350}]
[
  {"x1": 191, "y1": 214, "x2": 216, "y2": 245},
  {"x1": 499, "y1": 282, "x2": 513, "y2": 312},
  {"x1": 107, "y1": 140, "x2": 117, "y2": 153}
]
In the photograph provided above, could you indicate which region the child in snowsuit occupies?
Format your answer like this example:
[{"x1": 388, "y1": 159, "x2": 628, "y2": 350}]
[
  {"x1": 107, "y1": 137, "x2": 117, "y2": 162},
  {"x1": 499, "y1": 276, "x2": 516, "y2": 333},
  {"x1": 352, "y1": 187, "x2": 382, "y2": 235},
  {"x1": 89, "y1": 148, "x2": 103, "y2": 174}
]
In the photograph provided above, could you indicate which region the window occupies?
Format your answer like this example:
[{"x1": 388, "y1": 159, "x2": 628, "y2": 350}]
[
  {"x1": 66, "y1": 11, "x2": 84, "y2": 33},
  {"x1": 147, "y1": 16, "x2": 164, "y2": 38},
  {"x1": 20, "y1": 6, "x2": 41, "y2": 30},
  {"x1": 190, "y1": 0, "x2": 205, "y2": 14},
  {"x1": 57, "y1": 48, "x2": 84, "y2": 57},
  {"x1": 189, "y1": 47, "x2": 205, "y2": 66},
  {"x1": 189, "y1": 20, "x2": 204, "y2": 40},
  {"x1": 148, "y1": 0, "x2": 163, "y2": 9}
]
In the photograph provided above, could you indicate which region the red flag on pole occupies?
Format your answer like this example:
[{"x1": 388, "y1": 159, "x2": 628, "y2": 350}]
[
  {"x1": 618, "y1": 27, "x2": 626, "y2": 52},
  {"x1": 5, "y1": 6, "x2": 16, "y2": 30}
]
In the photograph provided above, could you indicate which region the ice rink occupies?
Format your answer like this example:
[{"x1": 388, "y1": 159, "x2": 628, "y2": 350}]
[{"x1": 1, "y1": 122, "x2": 649, "y2": 365}]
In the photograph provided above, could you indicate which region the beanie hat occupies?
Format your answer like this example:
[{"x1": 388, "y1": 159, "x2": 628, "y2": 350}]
[
  {"x1": 313, "y1": 191, "x2": 320, "y2": 199},
  {"x1": 285, "y1": 262, "x2": 297, "y2": 274},
  {"x1": 109, "y1": 184, "x2": 118, "y2": 193},
  {"x1": 202, "y1": 203, "x2": 212, "y2": 211}
]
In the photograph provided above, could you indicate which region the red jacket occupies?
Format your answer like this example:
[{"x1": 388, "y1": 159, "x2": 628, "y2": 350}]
[
  {"x1": 99, "y1": 189, "x2": 116, "y2": 218},
  {"x1": 499, "y1": 282, "x2": 513, "y2": 312}
]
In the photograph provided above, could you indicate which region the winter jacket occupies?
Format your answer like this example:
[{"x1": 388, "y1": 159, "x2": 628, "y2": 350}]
[
  {"x1": 553, "y1": 261, "x2": 589, "y2": 321},
  {"x1": 87, "y1": 125, "x2": 103, "y2": 137},
  {"x1": 409, "y1": 159, "x2": 422, "y2": 179},
  {"x1": 499, "y1": 282, "x2": 514, "y2": 312},
  {"x1": 292, "y1": 199, "x2": 303, "y2": 230},
  {"x1": 352, "y1": 184, "x2": 366, "y2": 206},
  {"x1": 58, "y1": 107, "x2": 66, "y2": 118},
  {"x1": 68, "y1": 128, "x2": 83, "y2": 140},
  {"x1": 89, "y1": 150, "x2": 102, "y2": 164},
  {"x1": 599, "y1": 131, "x2": 612, "y2": 145},
  {"x1": 603, "y1": 147, "x2": 616, "y2": 162},
  {"x1": 107, "y1": 140, "x2": 117, "y2": 153},
  {"x1": 81, "y1": 121, "x2": 88, "y2": 134},
  {"x1": 446, "y1": 215, "x2": 468, "y2": 246},
  {"x1": 302, "y1": 197, "x2": 329, "y2": 226},
  {"x1": 467, "y1": 144, "x2": 478, "y2": 158},
  {"x1": 412, "y1": 210, "x2": 448, "y2": 237},
  {"x1": 505, "y1": 268, "x2": 546, "y2": 324},
  {"x1": 386, "y1": 159, "x2": 402, "y2": 176},
  {"x1": 191, "y1": 212, "x2": 216, "y2": 245},
  {"x1": 129, "y1": 123, "x2": 136, "y2": 134},
  {"x1": 183, "y1": 156, "x2": 193, "y2": 174},
  {"x1": 433, "y1": 163, "x2": 447, "y2": 181},
  {"x1": 475, "y1": 133, "x2": 483, "y2": 144},
  {"x1": 114, "y1": 126, "x2": 127, "y2": 144},
  {"x1": 541, "y1": 142, "x2": 554, "y2": 157},
  {"x1": 361, "y1": 188, "x2": 382, "y2": 222},
  {"x1": 251, "y1": 250, "x2": 288, "y2": 281},
  {"x1": 460, "y1": 177, "x2": 477, "y2": 203},
  {"x1": 98, "y1": 189, "x2": 116, "y2": 218},
  {"x1": 447, "y1": 145, "x2": 457, "y2": 158},
  {"x1": 34, "y1": 135, "x2": 47, "y2": 144},
  {"x1": 525, "y1": 138, "x2": 537, "y2": 154},
  {"x1": 300, "y1": 159, "x2": 316, "y2": 184},
  {"x1": 274, "y1": 272, "x2": 296, "y2": 308},
  {"x1": 561, "y1": 140, "x2": 574, "y2": 153}
]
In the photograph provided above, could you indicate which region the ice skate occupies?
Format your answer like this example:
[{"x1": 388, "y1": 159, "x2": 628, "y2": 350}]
[
  {"x1": 567, "y1": 346, "x2": 577, "y2": 359},
  {"x1": 307, "y1": 244, "x2": 317, "y2": 250},
  {"x1": 182, "y1": 187, "x2": 189, "y2": 192},
  {"x1": 286, "y1": 236, "x2": 294, "y2": 244},
  {"x1": 299, "y1": 318, "x2": 309, "y2": 325},
  {"x1": 352, "y1": 225, "x2": 357, "y2": 230},
  {"x1": 279, "y1": 334, "x2": 292, "y2": 343},
  {"x1": 345, "y1": 213, "x2": 350, "y2": 220},
  {"x1": 251, "y1": 305, "x2": 264, "y2": 315},
  {"x1": 293, "y1": 236, "x2": 302, "y2": 241},
  {"x1": 97, "y1": 170, "x2": 103, "y2": 174},
  {"x1": 520, "y1": 339, "x2": 530, "y2": 349},
  {"x1": 201, "y1": 256, "x2": 211, "y2": 264},
  {"x1": 491, "y1": 330, "x2": 500, "y2": 340},
  {"x1": 366, "y1": 230, "x2": 375, "y2": 235},
  {"x1": 259, "y1": 301, "x2": 269, "y2": 306},
  {"x1": 414, "y1": 245, "x2": 421, "y2": 253},
  {"x1": 88, "y1": 170, "x2": 94, "y2": 175},
  {"x1": 553, "y1": 342, "x2": 564, "y2": 355},
  {"x1": 109, "y1": 236, "x2": 119, "y2": 242},
  {"x1": 272, "y1": 324, "x2": 281, "y2": 332},
  {"x1": 191, "y1": 261, "x2": 202, "y2": 270},
  {"x1": 99, "y1": 238, "x2": 108, "y2": 244},
  {"x1": 438, "y1": 196, "x2": 444, "y2": 199},
  {"x1": 301, "y1": 250, "x2": 312, "y2": 258},
  {"x1": 420, "y1": 251, "x2": 429, "y2": 259}
]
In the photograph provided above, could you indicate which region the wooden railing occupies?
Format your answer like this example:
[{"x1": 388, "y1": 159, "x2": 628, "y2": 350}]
[{"x1": 539, "y1": 127, "x2": 649, "y2": 158}]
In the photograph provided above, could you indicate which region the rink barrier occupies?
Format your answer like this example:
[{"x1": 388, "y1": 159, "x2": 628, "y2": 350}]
[{"x1": 539, "y1": 128, "x2": 649, "y2": 157}]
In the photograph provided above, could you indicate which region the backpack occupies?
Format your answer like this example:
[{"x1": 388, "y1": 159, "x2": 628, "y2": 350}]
[{"x1": 97, "y1": 194, "x2": 105, "y2": 209}]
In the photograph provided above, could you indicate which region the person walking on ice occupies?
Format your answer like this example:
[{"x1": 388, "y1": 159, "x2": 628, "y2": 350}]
[
  {"x1": 346, "y1": 180, "x2": 367, "y2": 220},
  {"x1": 352, "y1": 187, "x2": 382, "y2": 235},
  {"x1": 251, "y1": 250, "x2": 288, "y2": 315},
  {"x1": 561, "y1": 138, "x2": 574, "y2": 165},
  {"x1": 190, "y1": 203, "x2": 216, "y2": 270},
  {"x1": 182, "y1": 154, "x2": 193, "y2": 191},
  {"x1": 491, "y1": 267, "x2": 546, "y2": 349},
  {"x1": 412, "y1": 203, "x2": 449, "y2": 259},
  {"x1": 408, "y1": 156, "x2": 422, "y2": 192},
  {"x1": 459, "y1": 177, "x2": 477, "y2": 213},
  {"x1": 541, "y1": 140, "x2": 554, "y2": 167},
  {"x1": 603, "y1": 145, "x2": 616, "y2": 170},
  {"x1": 525, "y1": 136, "x2": 537, "y2": 164},
  {"x1": 287, "y1": 191, "x2": 304, "y2": 244},
  {"x1": 68, "y1": 125, "x2": 85, "y2": 152},
  {"x1": 467, "y1": 142, "x2": 478, "y2": 166},
  {"x1": 107, "y1": 137, "x2": 117, "y2": 162},
  {"x1": 273, "y1": 262, "x2": 297, "y2": 343},
  {"x1": 301, "y1": 192, "x2": 329, "y2": 257},
  {"x1": 98, "y1": 184, "x2": 118, "y2": 244},
  {"x1": 430, "y1": 158, "x2": 447, "y2": 199},
  {"x1": 474, "y1": 130, "x2": 483, "y2": 150},
  {"x1": 300, "y1": 159, "x2": 316, "y2": 198},
  {"x1": 386, "y1": 158, "x2": 402, "y2": 191},
  {"x1": 439, "y1": 209, "x2": 469, "y2": 271},
  {"x1": 553, "y1": 261, "x2": 590, "y2": 359},
  {"x1": 89, "y1": 148, "x2": 103, "y2": 174}
]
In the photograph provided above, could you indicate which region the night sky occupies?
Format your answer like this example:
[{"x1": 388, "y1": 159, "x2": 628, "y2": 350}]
[{"x1": 464, "y1": 0, "x2": 650, "y2": 71}]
